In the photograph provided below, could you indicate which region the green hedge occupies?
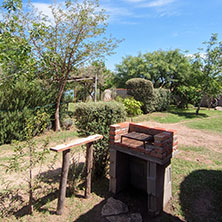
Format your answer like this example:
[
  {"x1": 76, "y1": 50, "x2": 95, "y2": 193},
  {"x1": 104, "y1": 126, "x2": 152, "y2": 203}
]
[{"x1": 73, "y1": 101, "x2": 126, "y2": 177}]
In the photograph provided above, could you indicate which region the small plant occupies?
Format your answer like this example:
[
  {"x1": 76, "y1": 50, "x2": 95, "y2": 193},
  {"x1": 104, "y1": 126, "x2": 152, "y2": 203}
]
[
  {"x1": 6, "y1": 111, "x2": 50, "y2": 214},
  {"x1": 62, "y1": 118, "x2": 73, "y2": 130},
  {"x1": 123, "y1": 97, "x2": 143, "y2": 116},
  {"x1": 68, "y1": 150, "x2": 86, "y2": 194}
]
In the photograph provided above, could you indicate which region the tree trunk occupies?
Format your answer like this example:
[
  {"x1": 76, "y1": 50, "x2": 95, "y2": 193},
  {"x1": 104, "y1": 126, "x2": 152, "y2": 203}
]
[
  {"x1": 196, "y1": 95, "x2": 205, "y2": 115},
  {"x1": 55, "y1": 80, "x2": 67, "y2": 131}
]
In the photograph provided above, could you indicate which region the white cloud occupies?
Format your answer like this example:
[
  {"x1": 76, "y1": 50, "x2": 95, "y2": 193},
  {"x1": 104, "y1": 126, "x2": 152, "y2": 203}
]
[
  {"x1": 102, "y1": 5, "x2": 132, "y2": 17},
  {"x1": 32, "y1": 2, "x2": 53, "y2": 18},
  {"x1": 120, "y1": 0, "x2": 179, "y2": 17},
  {"x1": 101, "y1": 4, "x2": 134, "y2": 23},
  {"x1": 32, "y1": 2, "x2": 133, "y2": 24},
  {"x1": 124, "y1": 0, "x2": 145, "y2": 3},
  {"x1": 139, "y1": 0, "x2": 176, "y2": 8}
]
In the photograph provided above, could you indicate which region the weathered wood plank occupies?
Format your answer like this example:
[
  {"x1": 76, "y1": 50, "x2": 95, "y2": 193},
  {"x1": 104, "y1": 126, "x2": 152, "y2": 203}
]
[{"x1": 50, "y1": 134, "x2": 103, "y2": 152}]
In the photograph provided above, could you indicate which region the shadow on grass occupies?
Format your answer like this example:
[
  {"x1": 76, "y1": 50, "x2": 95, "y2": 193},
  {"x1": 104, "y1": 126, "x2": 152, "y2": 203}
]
[
  {"x1": 75, "y1": 186, "x2": 183, "y2": 222},
  {"x1": 12, "y1": 167, "x2": 62, "y2": 218},
  {"x1": 180, "y1": 169, "x2": 222, "y2": 222},
  {"x1": 11, "y1": 164, "x2": 222, "y2": 221},
  {"x1": 168, "y1": 110, "x2": 208, "y2": 119},
  {"x1": 13, "y1": 162, "x2": 86, "y2": 218},
  {"x1": 75, "y1": 169, "x2": 222, "y2": 222}
]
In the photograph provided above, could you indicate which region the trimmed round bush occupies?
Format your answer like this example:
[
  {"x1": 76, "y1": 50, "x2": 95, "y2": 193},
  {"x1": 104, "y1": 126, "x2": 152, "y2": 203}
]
[{"x1": 126, "y1": 78, "x2": 155, "y2": 113}]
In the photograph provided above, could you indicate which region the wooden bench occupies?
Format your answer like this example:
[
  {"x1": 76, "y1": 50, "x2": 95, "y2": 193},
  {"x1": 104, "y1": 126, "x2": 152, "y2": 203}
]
[{"x1": 50, "y1": 134, "x2": 103, "y2": 215}]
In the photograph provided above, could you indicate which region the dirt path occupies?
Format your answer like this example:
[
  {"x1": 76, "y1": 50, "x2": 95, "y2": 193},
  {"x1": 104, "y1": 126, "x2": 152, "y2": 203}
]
[{"x1": 142, "y1": 121, "x2": 222, "y2": 153}]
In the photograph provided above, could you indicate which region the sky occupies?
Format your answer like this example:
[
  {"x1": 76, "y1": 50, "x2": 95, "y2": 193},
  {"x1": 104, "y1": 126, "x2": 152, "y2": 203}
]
[
  {"x1": 2, "y1": 0, "x2": 222, "y2": 71},
  {"x1": 101, "y1": 0, "x2": 222, "y2": 70}
]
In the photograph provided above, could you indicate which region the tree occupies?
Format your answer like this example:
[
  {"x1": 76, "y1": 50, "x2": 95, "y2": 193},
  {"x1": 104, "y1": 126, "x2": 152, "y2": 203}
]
[
  {"x1": 1, "y1": 0, "x2": 120, "y2": 131},
  {"x1": 114, "y1": 53, "x2": 149, "y2": 88},
  {"x1": 24, "y1": 0, "x2": 120, "y2": 131},
  {"x1": 143, "y1": 50, "x2": 191, "y2": 90},
  {"x1": 193, "y1": 33, "x2": 222, "y2": 115},
  {"x1": 0, "y1": 1, "x2": 54, "y2": 144},
  {"x1": 0, "y1": 0, "x2": 35, "y2": 82},
  {"x1": 114, "y1": 50, "x2": 191, "y2": 91}
]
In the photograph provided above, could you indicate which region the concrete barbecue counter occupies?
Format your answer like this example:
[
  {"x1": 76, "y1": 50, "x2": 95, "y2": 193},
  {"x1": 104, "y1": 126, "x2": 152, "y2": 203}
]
[{"x1": 109, "y1": 122, "x2": 178, "y2": 216}]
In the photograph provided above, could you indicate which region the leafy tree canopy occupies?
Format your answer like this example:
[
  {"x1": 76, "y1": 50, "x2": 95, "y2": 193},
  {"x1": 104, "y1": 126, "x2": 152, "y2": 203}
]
[
  {"x1": 114, "y1": 49, "x2": 192, "y2": 91},
  {"x1": 192, "y1": 33, "x2": 222, "y2": 114},
  {"x1": 1, "y1": 0, "x2": 121, "y2": 131}
]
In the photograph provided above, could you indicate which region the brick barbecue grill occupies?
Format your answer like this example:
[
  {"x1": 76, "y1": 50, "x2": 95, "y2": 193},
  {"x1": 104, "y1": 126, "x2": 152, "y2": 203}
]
[{"x1": 109, "y1": 122, "x2": 178, "y2": 216}]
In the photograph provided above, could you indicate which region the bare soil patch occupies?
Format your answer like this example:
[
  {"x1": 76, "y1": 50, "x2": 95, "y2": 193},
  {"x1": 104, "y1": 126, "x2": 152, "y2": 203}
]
[{"x1": 141, "y1": 121, "x2": 222, "y2": 153}]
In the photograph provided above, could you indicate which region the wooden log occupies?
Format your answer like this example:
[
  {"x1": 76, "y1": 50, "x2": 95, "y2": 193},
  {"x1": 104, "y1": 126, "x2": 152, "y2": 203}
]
[
  {"x1": 85, "y1": 142, "x2": 93, "y2": 198},
  {"x1": 56, "y1": 149, "x2": 70, "y2": 215}
]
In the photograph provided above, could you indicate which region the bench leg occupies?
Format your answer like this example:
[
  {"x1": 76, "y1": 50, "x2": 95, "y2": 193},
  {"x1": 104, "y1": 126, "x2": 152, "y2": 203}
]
[
  {"x1": 85, "y1": 142, "x2": 93, "y2": 198},
  {"x1": 56, "y1": 149, "x2": 70, "y2": 215}
]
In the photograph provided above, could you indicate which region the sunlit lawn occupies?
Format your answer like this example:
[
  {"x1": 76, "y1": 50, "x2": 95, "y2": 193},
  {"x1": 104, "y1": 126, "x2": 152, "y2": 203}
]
[{"x1": 1, "y1": 105, "x2": 222, "y2": 221}]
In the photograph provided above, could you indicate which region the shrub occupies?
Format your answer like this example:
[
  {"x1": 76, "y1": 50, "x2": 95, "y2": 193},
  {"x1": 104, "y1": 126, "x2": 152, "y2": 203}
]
[
  {"x1": 123, "y1": 97, "x2": 143, "y2": 116},
  {"x1": 172, "y1": 86, "x2": 201, "y2": 108},
  {"x1": 0, "y1": 80, "x2": 53, "y2": 144},
  {"x1": 62, "y1": 118, "x2": 73, "y2": 130},
  {"x1": 126, "y1": 78, "x2": 155, "y2": 113},
  {"x1": 74, "y1": 101, "x2": 126, "y2": 177},
  {"x1": 153, "y1": 88, "x2": 171, "y2": 111}
]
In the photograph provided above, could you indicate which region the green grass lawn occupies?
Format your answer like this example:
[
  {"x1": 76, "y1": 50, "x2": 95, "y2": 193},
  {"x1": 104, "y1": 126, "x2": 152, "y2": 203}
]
[
  {"x1": 133, "y1": 106, "x2": 222, "y2": 123},
  {"x1": 132, "y1": 106, "x2": 222, "y2": 132},
  {"x1": 1, "y1": 106, "x2": 222, "y2": 221},
  {"x1": 171, "y1": 145, "x2": 222, "y2": 222},
  {"x1": 185, "y1": 116, "x2": 222, "y2": 132}
]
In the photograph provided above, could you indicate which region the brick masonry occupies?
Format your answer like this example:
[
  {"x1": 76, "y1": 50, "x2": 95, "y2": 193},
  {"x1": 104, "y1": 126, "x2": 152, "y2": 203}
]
[
  {"x1": 109, "y1": 122, "x2": 178, "y2": 159},
  {"x1": 109, "y1": 122, "x2": 177, "y2": 216}
]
